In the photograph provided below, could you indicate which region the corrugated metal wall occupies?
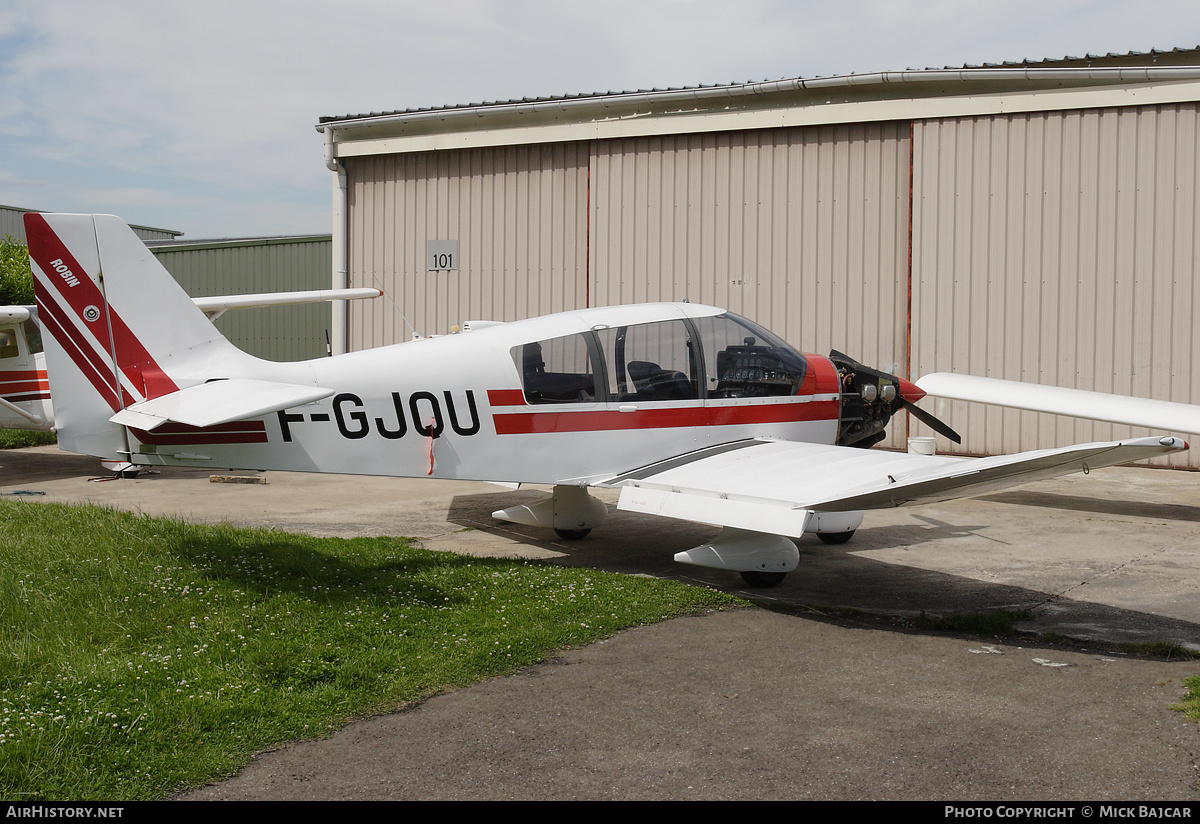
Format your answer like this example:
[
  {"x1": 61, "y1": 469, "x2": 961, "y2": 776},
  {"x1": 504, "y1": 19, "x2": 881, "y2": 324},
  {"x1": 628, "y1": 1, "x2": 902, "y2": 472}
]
[
  {"x1": 345, "y1": 143, "x2": 590, "y2": 344},
  {"x1": 911, "y1": 103, "x2": 1200, "y2": 467},
  {"x1": 590, "y1": 123, "x2": 912, "y2": 448},
  {"x1": 0, "y1": 207, "x2": 28, "y2": 242},
  {"x1": 151, "y1": 238, "x2": 333, "y2": 361},
  {"x1": 345, "y1": 125, "x2": 911, "y2": 445},
  {"x1": 344, "y1": 104, "x2": 1200, "y2": 465},
  {"x1": 1, "y1": 206, "x2": 181, "y2": 243}
]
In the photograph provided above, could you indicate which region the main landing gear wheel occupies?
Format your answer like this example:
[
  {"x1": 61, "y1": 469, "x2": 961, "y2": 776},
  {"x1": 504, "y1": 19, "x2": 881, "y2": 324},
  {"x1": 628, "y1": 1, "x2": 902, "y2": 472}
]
[
  {"x1": 554, "y1": 528, "x2": 592, "y2": 540},
  {"x1": 740, "y1": 570, "x2": 787, "y2": 588},
  {"x1": 817, "y1": 530, "x2": 855, "y2": 545}
]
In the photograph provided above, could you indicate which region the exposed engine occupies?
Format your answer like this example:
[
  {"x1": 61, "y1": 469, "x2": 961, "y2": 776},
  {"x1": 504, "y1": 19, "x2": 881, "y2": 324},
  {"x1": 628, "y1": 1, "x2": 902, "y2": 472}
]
[{"x1": 829, "y1": 350, "x2": 959, "y2": 448}]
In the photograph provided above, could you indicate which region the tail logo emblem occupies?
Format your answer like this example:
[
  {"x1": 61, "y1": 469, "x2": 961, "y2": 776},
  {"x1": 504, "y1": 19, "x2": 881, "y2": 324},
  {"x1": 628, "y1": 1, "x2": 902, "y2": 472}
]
[
  {"x1": 82, "y1": 305, "x2": 101, "y2": 323},
  {"x1": 48, "y1": 258, "x2": 81, "y2": 287}
]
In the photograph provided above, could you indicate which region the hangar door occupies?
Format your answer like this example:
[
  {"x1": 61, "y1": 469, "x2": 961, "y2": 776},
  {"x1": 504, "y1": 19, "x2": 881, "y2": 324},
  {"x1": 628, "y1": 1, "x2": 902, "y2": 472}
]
[
  {"x1": 345, "y1": 144, "x2": 590, "y2": 346},
  {"x1": 911, "y1": 104, "x2": 1200, "y2": 467},
  {"x1": 344, "y1": 123, "x2": 913, "y2": 448},
  {"x1": 589, "y1": 122, "x2": 913, "y2": 448}
]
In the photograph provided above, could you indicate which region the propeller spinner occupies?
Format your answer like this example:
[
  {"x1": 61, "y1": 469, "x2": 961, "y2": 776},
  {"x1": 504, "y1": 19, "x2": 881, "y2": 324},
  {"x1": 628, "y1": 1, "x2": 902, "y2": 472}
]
[{"x1": 828, "y1": 350, "x2": 961, "y2": 448}]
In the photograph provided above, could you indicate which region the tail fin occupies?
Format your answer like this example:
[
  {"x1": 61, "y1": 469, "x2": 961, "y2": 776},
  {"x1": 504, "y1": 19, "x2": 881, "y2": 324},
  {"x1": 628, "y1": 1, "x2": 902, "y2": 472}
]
[{"x1": 25, "y1": 213, "x2": 242, "y2": 458}]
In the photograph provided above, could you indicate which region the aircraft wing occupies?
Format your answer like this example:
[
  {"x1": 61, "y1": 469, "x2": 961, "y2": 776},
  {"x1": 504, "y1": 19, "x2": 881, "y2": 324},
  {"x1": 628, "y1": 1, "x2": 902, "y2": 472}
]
[
  {"x1": 109, "y1": 378, "x2": 333, "y2": 430},
  {"x1": 917, "y1": 373, "x2": 1200, "y2": 434},
  {"x1": 0, "y1": 306, "x2": 32, "y2": 323},
  {"x1": 7, "y1": 289, "x2": 380, "y2": 321},
  {"x1": 191, "y1": 288, "x2": 382, "y2": 317},
  {"x1": 612, "y1": 436, "x2": 1187, "y2": 535}
]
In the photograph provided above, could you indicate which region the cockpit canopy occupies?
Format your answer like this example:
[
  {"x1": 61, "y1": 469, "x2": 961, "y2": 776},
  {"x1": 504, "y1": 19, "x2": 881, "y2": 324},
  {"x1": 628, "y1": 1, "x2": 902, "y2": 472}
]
[{"x1": 512, "y1": 312, "x2": 808, "y2": 405}]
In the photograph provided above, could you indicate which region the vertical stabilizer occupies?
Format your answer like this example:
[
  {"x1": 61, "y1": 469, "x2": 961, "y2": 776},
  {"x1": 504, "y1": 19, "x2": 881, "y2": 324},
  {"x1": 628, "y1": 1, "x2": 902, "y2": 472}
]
[{"x1": 24, "y1": 213, "x2": 241, "y2": 458}]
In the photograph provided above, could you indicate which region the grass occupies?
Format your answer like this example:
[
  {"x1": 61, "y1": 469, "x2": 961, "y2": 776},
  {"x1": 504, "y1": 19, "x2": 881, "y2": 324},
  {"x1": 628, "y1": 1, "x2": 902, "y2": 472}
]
[
  {"x1": 0, "y1": 429, "x2": 56, "y2": 449},
  {"x1": 0, "y1": 500, "x2": 740, "y2": 800},
  {"x1": 1174, "y1": 675, "x2": 1200, "y2": 722}
]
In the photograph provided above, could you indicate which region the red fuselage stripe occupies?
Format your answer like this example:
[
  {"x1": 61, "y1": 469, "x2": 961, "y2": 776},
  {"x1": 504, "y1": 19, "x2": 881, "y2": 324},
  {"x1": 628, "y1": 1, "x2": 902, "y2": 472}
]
[
  {"x1": 133, "y1": 431, "x2": 270, "y2": 445},
  {"x1": 492, "y1": 399, "x2": 840, "y2": 434},
  {"x1": 0, "y1": 371, "x2": 50, "y2": 394},
  {"x1": 151, "y1": 421, "x2": 266, "y2": 435},
  {"x1": 132, "y1": 420, "x2": 268, "y2": 445},
  {"x1": 487, "y1": 389, "x2": 527, "y2": 406}
]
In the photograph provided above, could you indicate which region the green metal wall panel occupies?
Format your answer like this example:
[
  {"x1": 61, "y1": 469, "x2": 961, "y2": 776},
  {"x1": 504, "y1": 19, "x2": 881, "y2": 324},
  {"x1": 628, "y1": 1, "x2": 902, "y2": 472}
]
[{"x1": 150, "y1": 237, "x2": 333, "y2": 362}]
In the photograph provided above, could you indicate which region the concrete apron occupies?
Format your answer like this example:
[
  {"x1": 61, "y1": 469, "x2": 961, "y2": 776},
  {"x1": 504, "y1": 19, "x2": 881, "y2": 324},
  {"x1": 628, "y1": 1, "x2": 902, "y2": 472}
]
[{"x1": 3, "y1": 444, "x2": 1199, "y2": 647}]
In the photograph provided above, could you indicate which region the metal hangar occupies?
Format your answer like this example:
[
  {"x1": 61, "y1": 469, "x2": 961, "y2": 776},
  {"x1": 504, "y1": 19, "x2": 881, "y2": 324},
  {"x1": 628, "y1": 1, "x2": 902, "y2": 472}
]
[{"x1": 318, "y1": 49, "x2": 1200, "y2": 464}]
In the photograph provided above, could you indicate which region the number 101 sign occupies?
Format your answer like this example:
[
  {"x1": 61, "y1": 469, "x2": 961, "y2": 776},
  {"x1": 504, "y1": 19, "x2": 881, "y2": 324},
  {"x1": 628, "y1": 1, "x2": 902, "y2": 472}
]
[{"x1": 427, "y1": 240, "x2": 458, "y2": 271}]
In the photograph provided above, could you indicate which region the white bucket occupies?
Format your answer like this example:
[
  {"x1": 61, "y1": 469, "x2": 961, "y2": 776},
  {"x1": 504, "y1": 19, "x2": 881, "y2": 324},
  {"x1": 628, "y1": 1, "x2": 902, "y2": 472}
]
[{"x1": 907, "y1": 436, "x2": 937, "y2": 456}]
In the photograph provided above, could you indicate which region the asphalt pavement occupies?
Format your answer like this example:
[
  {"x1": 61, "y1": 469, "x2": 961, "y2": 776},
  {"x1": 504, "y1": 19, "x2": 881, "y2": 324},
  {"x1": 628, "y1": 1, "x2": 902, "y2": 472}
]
[{"x1": 3, "y1": 445, "x2": 1199, "y2": 800}]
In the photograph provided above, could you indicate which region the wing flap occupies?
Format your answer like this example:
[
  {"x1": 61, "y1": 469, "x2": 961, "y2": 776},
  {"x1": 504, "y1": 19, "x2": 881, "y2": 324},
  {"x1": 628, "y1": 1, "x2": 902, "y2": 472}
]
[
  {"x1": 619, "y1": 482, "x2": 814, "y2": 536},
  {"x1": 110, "y1": 378, "x2": 333, "y2": 430},
  {"x1": 616, "y1": 437, "x2": 1188, "y2": 532}
]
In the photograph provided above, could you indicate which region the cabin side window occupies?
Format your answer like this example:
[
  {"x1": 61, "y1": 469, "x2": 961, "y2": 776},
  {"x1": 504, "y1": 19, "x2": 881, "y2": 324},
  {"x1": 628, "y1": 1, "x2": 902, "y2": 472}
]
[
  {"x1": 23, "y1": 320, "x2": 42, "y2": 355},
  {"x1": 512, "y1": 334, "x2": 601, "y2": 404},
  {"x1": 0, "y1": 326, "x2": 18, "y2": 360},
  {"x1": 593, "y1": 319, "x2": 700, "y2": 402}
]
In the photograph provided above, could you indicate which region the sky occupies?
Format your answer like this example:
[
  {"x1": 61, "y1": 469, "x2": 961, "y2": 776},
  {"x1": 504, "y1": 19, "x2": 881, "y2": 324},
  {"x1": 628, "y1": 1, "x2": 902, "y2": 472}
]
[{"x1": 2, "y1": 0, "x2": 1199, "y2": 239}]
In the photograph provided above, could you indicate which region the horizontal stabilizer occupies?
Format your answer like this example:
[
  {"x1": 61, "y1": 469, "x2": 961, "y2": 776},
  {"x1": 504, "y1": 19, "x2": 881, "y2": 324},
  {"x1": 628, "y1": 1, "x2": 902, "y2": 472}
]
[
  {"x1": 917, "y1": 373, "x2": 1200, "y2": 435},
  {"x1": 110, "y1": 378, "x2": 333, "y2": 430},
  {"x1": 616, "y1": 436, "x2": 1188, "y2": 531}
]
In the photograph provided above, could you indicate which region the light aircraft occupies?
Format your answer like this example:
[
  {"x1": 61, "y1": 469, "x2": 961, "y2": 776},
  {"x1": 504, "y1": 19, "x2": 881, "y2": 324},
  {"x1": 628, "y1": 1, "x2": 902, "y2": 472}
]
[
  {"x1": 0, "y1": 304, "x2": 52, "y2": 432},
  {"x1": 1, "y1": 289, "x2": 380, "y2": 440},
  {"x1": 24, "y1": 213, "x2": 1199, "y2": 587}
]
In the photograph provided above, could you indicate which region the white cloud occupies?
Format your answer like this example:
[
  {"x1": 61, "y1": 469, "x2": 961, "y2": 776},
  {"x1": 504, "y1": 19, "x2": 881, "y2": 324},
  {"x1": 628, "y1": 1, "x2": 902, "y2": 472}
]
[{"x1": 1, "y1": 0, "x2": 1198, "y2": 236}]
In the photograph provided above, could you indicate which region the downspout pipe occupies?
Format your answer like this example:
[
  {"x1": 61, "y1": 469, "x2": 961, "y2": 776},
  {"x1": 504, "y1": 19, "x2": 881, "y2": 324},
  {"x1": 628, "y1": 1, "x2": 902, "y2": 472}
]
[{"x1": 323, "y1": 127, "x2": 349, "y2": 356}]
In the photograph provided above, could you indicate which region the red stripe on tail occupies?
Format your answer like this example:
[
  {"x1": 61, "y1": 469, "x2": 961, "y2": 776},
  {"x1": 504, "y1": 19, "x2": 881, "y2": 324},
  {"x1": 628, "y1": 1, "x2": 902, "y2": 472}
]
[{"x1": 25, "y1": 213, "x2": 179, "y2": 401}]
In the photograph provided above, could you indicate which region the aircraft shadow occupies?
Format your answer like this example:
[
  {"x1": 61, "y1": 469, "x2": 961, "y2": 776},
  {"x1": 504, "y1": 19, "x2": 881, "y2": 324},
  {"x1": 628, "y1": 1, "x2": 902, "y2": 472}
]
[
  {"x1": 0, "y1": 446, "x2": 108, "y2": 486},
  {"x1": 172, "y1": 533, "x2": 518, "y2": 608},
  {"x1": 446, "y1": 489, "x2": 1200, "y2": 646},
  {"x1": 981, "y1": 489, "x2": 1200, "y2": 522}
]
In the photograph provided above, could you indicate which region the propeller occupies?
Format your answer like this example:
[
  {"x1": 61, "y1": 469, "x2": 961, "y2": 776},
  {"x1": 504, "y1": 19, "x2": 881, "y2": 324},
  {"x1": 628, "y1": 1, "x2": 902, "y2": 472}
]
[
  {"x1": 902, "y1": 394, "x2": 962, "y2": 443},
  {"x1": 827, "y1": 350, "x2": 961, "y2": 448}
]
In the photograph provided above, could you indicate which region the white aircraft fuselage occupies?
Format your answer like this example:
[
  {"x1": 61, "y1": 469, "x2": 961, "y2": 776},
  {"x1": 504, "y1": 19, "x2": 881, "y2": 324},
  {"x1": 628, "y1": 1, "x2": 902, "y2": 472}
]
[{"x1": 98, "y1": 302, "x2": 848, "y2": 485}]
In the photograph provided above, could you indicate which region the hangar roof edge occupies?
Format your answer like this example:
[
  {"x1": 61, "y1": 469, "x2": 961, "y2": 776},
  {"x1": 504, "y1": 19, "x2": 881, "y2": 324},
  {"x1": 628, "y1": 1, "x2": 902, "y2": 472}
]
[{"x1": 318, "y1": 46, "x2": 1200, "y2": 126}]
